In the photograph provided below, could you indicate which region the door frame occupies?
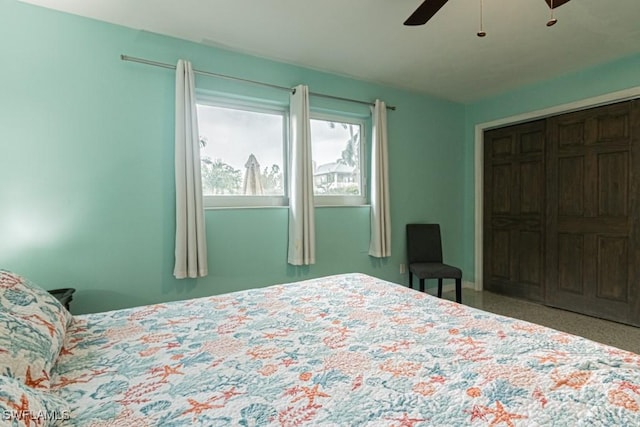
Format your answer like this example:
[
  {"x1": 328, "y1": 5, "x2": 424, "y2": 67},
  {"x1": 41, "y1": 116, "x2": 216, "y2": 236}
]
[{"x1": 474, "y1": 86, "x2": 640, "y2": 291}]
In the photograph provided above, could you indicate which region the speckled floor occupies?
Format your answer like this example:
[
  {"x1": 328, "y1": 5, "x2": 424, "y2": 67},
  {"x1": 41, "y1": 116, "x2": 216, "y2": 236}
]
[{"x1": 440, "y1": 288, "x2": 640, "y2": 355}]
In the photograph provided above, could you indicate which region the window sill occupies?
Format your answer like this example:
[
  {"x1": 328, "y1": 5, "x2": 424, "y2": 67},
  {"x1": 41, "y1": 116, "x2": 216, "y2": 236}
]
[
  {"x1": 204, "y1": 204, "x2": 370, "y2": 211},
  {"x1": 315, "y1": 204, "x2": 370, "y2": 208},
  {"x1": 204, "y1": 205, "x2": 288, "y2": 211}
]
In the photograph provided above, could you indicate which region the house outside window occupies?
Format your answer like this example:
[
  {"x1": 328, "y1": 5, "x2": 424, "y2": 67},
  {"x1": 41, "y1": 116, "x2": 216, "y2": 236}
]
[{"x1": 310, "y1": 114, "x2": 366, "y2": 206}]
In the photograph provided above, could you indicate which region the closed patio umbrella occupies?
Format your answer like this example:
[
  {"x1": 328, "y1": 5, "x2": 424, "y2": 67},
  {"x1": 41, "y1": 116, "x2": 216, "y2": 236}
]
[{"x1": 243, "y1": 153, "x2": 264, "y2": 195}]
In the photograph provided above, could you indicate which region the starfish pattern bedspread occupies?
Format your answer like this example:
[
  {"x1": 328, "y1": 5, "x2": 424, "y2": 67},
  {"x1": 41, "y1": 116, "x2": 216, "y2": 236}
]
[{"x1": 50, "y1": 273, "x2": 640, "y2": 426}]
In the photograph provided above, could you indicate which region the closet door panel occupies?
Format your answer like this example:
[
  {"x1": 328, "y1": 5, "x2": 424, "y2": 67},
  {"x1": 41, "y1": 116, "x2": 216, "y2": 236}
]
[
  {"x1": 545, "y1": 100, "x2": 639, "y2": 326},
  {"x1": 484, "y1": 120, "x2": 545, "y2": 301}
]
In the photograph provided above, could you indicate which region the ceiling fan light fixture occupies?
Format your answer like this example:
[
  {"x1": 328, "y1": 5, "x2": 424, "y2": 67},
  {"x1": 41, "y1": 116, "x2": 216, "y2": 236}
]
[
  {"x1": 547, "y1": 0, "x2": 558, "y2": 26},
  {"x1": 403, "y1": 0, "x2": 571, "y2": 31}
]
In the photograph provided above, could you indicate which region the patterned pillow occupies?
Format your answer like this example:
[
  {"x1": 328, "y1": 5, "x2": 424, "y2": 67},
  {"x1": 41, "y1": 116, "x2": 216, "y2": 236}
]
[
  {"x1": 0, "y1": 375, "x2": 69, "y2": 426},
  {"x1": 0, "y1": 270, "x2": 72, "y2": 389}
]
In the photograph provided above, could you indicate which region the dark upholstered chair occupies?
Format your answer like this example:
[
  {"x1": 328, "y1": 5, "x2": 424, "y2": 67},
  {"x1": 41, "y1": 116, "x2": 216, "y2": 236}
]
[{"x1": 406, "y1": 224, "x2": 462, "y2": 303}]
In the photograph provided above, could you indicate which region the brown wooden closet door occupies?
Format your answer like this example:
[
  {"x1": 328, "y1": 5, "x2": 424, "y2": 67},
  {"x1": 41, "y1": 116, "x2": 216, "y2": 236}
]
[
  {"x1": 484, "y1": 120, "x2": 546, "y2": 302},
  {"x1": 545, "y1": 100, "x2": 640, "y2": 326}
]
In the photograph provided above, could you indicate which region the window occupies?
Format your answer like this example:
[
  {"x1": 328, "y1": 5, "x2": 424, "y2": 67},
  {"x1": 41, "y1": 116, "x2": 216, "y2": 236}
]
[
  {"x1": 196, "y1": 95, "x2": 367, "y2": 208},
  {"x1": 310, "y1": 114, "x2": 366, "y2": 206},
  {"x1": 196, "y1": 99, "x2": 287, "y2": 207}
]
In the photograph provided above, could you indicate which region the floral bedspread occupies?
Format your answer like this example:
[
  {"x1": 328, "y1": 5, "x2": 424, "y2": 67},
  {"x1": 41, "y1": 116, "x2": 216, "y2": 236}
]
[{"x1": 51, "y1": 273, "x2": 640, "y2": 426}]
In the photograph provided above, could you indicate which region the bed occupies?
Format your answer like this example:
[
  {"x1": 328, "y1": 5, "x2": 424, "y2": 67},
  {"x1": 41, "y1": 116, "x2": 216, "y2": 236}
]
[{"x1": 1, "y1": 270, "x2": 640, "y2": 426}]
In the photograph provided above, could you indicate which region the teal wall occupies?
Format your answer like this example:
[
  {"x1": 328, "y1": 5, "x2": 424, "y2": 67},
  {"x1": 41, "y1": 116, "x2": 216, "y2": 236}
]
[
  {"x1": 0, "y1": 0, "x2": 465, "y2": 313},
  {"x1": 462, "y1": 53, "x2": 640, "y2": 280}
]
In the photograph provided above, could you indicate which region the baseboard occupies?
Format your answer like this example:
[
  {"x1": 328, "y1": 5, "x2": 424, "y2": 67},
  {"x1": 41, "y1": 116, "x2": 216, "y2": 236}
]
[
  {"x1": 407, "y1": 280, "x2": 477, "y2": 293},
  {"x1": 441, "y1": 280, "x2": 476, "y2": 293}
]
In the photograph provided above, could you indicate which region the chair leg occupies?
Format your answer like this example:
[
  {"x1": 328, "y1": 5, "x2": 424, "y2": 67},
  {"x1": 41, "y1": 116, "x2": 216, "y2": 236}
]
[
  {"x1": 419, "y1": 278, "x2": 425, "y2": 293},
  {"x1": 437, "y1": 278, "x2": 443, "y2": 298},
  {"x1": 409, "y1": 271, "x2": 413, "y2": 289},
  {"x1": 455, "y1": 278, "x2": 462, "y2": 304}
]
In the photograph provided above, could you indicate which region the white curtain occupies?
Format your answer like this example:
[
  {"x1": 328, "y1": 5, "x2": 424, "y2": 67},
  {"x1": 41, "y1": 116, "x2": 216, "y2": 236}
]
[
  {"x1": 369, "y1": 99, "x2": 391, "y2": 258},
  {"x1": 174, "y1": 59, "x2": 208, "y2": 278},
  {"x1": 288, "y1": 84, "x2": 316, "y2": 265}
]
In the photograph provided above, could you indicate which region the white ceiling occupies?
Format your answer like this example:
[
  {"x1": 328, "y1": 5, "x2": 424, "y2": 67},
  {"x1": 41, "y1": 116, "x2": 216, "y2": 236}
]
[{"x1": 20, "y1": 0, "x2": 640, "y2": 103}]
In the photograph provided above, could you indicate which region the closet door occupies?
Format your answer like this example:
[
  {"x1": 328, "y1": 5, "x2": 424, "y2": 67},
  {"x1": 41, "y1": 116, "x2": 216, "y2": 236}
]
[
  {"x1": 483, "y1": 120, "x2": 546, "y2": 302},
  {"x1": 545, "y1": 100, "x2": 640, "y2": 326}
]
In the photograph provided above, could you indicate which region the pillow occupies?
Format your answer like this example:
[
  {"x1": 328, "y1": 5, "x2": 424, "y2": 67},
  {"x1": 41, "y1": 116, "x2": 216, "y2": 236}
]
[
  {"x1": 0, "y1": 270, "x2": 72, "y2": 389},
  {"x1": 0, "y1": 375, "x2": 69, "y2": 426},
  {"x1": 0, "y1": 270, "x2": 72, "y2": 327}
]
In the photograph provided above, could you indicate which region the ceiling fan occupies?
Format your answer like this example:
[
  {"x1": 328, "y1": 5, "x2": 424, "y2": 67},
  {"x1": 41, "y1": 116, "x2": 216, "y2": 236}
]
[{"x1": 404, "y1": 0, "x2": 572, "y2": 26}]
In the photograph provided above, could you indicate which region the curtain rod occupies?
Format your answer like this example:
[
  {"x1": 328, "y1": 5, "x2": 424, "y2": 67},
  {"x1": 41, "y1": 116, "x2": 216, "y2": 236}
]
[{"x1": 120, "y1": 54, "x2": 396, "y2": 111}]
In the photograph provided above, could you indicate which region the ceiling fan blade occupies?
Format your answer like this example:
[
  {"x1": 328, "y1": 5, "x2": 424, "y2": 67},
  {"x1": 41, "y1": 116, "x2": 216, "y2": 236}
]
[
  {"x1": 544, "y1": 0, "x2": 571, "y2": 8},
  {"x1": 404, "y1": 0, "x2": 450, "y2": 26}
]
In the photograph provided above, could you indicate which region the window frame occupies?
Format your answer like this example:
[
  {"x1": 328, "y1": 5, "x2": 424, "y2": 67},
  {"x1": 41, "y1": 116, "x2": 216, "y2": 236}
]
[
  {"x1": 309, "y1": 112, "x2": 368, "y2": 207},
  {"x1": 196, "y1": 94, "x2": 289, "y2": 209}
]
